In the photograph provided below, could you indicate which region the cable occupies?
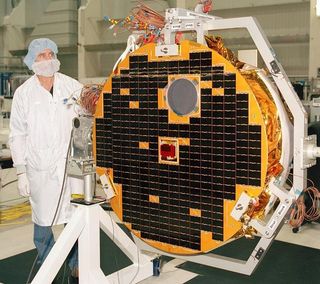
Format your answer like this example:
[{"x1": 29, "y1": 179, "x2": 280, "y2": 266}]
[
  {"x1": 1, "y1": 179, "x2": 18, "y2": 189},
  {"x1": 79, "y1": 84, "x2": 103, "y2": 115},
  {"x1": 93, "y1": 172, "x2": 97, "y2": 197},
  {"x1": 289, "y1": 195, "x2": 305, "y2": 228},
  {"x1": 25, "y1": 129, "x2": 74, "y2": 284},
  {"x1": 105, "y1": 1, "x2": 165, "y2": 44},
  {"x1": 285, "y1": 173, "x2": 320, "y2": 228},
  {"x1": 289, "y1": 186, "x2": 320, "y2": 228},
  {"x1": 198, "y1": 0, "x2": 213, "y2": 13},
  {"x1": 303, "y1": 187, "x2": 320, "y2": 221}
]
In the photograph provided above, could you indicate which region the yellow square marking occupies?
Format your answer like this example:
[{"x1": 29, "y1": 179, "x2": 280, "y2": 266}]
[
  {"x1": 129, "y1": 101, "x2": 139, "y2": 109},
  {"x1": 201, "y1": 231, "x2": 221, "y2": 251},
  {"x1": 120, "y1": 88, "x2": 130, "y2": 95},
  {"x1": 200, "y1": 81, "x2": 212, "y2": 89},
  {"x1": 212, "y1": 88, "x2": 224, "y2": 96},
  {"x1": 139, "y1": 142, "x2": 149, "y2": 149},
  {"x1": 178, "y1": 138, "x2": 190, "y2": 146},
  {"x1": 190, "y1": 208, "x2": 201, "y2": 217},
  {"x1": 149, "y1": 195, "x2": 160, "y2": 204},
  {"x1": 168, "y1": 111, "x2": 190, "y2": 124}
]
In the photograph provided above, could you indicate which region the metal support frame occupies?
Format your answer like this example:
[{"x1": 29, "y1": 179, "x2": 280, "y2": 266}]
[
  {"x1": 31, "y1": 204, "x2": 154, "y2": 284},
  {"x1": 249, "y1": 180, "x2": 294, "y2": 238},
  {"x1": 163, "y1": 8, "x2": 309, "y2": 197},
  {"x1": 138, "y1": 7, "x2": 314, "y2": 275},
  {"x1": 31, "y1": 8, "x2": 318, "y2": 281},
  {"x1": 134, "y1": 179, "x2": 293, "y2": 275},
  {"x1": 204, "y1": 17, "x2": 308, "y2": 196},
  {"x1": 133, "y1": 233, "x2": 277, "y2": 276}
]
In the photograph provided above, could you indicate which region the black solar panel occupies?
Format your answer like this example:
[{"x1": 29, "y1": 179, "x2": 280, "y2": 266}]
[{"x1": 95, "y1": 49, "x2": 262, "y2": 251}]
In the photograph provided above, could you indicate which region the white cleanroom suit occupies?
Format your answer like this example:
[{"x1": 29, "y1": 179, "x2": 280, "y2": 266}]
[{"x1": 9, "y1": 72, "x2": 83, "y2": 226}]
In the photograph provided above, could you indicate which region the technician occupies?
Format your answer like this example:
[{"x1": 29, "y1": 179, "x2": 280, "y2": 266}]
[{"x1": 9, "y1": 38, "x2": 82, "y2": 282}]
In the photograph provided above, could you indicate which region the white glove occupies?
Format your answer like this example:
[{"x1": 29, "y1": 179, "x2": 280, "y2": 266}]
[{"x1": 17, "y1": 173, "x2": 30, "y2": 197}]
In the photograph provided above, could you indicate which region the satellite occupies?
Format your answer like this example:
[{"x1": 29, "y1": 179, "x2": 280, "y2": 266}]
[
  {"x1": 93, "y1": 6, "x2": 319, "y2": 276},
  {"x1": 30, "y1": 5, "x2": 320, "y2": 284}
]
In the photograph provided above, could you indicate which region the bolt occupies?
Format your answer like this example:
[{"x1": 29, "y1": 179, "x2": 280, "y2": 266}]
[
  {"x1": 265, "y1": 231, "x2": 269, "y2": 236},
  {"x1": 285, "y1": 199, "x2": 289, "y2": 204}
]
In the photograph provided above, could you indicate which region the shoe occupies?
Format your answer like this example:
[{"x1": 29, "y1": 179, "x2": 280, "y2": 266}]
[
  {"x1": 67, "y1": 267, "x2": 79, "y2": 284},
  {"x1": 70, "y1": 267, "x2": 78, "y2": 277}
]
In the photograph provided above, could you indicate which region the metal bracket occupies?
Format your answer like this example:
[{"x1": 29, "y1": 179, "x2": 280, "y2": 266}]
[
  {"x1": 163, "y1": 8, "x2": 220, "y2": 45},
  {"x1": 301, "y1": 135, "x2": 320, "y2": 169},
  {"x1": 270, "y1": 60, "x2": 281, "y2": 74},
  {"x1": 249, "y1": 181, "x2": 293, "y2": 238},
  {"x1": 231, "y1": 192, "x2": 252, "y2": 221},
  {"x1": 161, "y1": 8, "x2": 308, "y2": 193},
  {"x1": 133, "y1": 232, "x2": 276, "y2": 276},
  {"x1": 67, "y1": 159, "x2": 96, "y2": 176},
  {"x1": 231, "y1": 180, "x2": 294, "y2": 239}
]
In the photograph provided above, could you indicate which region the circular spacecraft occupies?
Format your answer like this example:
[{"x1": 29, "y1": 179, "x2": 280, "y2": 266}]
[{"x1": 94, "y1": 40, "x2": 292, "y2": 255}]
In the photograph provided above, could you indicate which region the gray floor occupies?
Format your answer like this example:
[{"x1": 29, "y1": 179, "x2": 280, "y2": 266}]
[{"x1": 1, "y1": 167, "x2": 319, "y2": 283}]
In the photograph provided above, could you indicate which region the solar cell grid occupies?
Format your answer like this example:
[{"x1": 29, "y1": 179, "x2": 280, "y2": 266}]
[{"x1": 95, "y1": 49, "x2": 263, "y2": 251}]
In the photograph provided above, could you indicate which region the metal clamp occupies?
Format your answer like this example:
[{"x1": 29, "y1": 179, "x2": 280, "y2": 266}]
[
  {"x1": 302, "y1": 135, "x2": 320, "y2": 169},
  {"x1": 249, "y1": 181, "x2": 294, "y2": 238}
]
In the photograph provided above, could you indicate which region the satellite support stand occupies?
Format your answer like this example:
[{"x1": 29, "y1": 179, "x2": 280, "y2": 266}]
[
  {"x1": 134, "y1": 180, "x2": 293, "y2": 275},
  {"x1": 32, "y1": 116, "x2": 155, "y2": 284},
  {"x1": 31, "y1": 202, "x2": 155, "y2": 284},
  {"x1": 31, "y1": 116, "x2": 154, "y2": 283}
]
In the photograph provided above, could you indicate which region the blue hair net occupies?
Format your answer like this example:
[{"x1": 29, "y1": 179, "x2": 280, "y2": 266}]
[{"x1": 23, "y1": 38, "x2": 58, "y2": 70}]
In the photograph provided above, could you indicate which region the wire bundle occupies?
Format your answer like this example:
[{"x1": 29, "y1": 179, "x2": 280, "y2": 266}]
[
  {"x1": 130, "y1": 2, "x2": 165, "y2": 30},
  {"x1": 105, "y1": 1, "x2": 165, "y2": 44},
  {"x1": 303, "y1": 187, "x2": 320, "y2": 221},
  {"x1": 289, "y1": 186, "x2": 320, "y2": 228},
  {"x1": 79, "y1": 84, "x2": 103, "y2": 115},
  {"x1": 198, "y1": 0, "x2": 213, "y2": 13}
]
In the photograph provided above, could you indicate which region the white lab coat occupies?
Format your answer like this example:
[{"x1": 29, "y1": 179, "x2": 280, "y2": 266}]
[{"x1": 9, "y1": 72, "x2": 83, "y2": 226}]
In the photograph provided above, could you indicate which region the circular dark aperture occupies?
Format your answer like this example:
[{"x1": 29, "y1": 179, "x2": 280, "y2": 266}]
[{"x1": 167, "y1": 78, "x2": 198, "y2": 116}]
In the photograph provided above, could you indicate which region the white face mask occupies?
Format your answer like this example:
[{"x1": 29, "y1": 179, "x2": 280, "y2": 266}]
[{"x1": 32, "y1": 59, "x2": 60, "y2": 77}]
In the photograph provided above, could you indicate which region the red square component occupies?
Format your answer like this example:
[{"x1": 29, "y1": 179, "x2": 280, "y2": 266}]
[
  {"x1": 159, "y1": 137, "x2": 179, "y2": 164},
  {"x1": 161, "y1": 144, "x2": 176, "y2": 159}
]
